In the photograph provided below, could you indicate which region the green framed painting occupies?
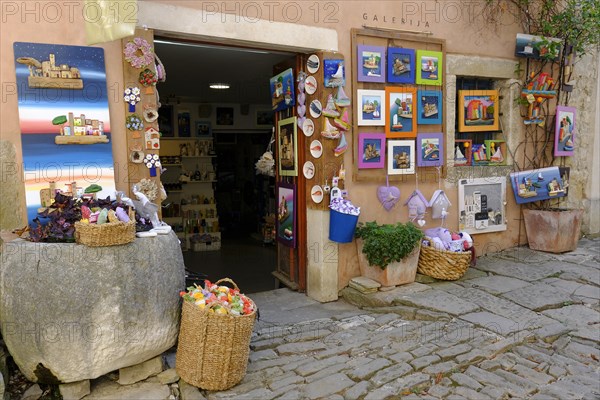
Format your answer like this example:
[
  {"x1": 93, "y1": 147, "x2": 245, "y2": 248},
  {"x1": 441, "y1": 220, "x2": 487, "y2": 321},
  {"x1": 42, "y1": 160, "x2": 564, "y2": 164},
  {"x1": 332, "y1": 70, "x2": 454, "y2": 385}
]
[{"x1": 416, "y1": 50, "x2": 443, "y2": 86}]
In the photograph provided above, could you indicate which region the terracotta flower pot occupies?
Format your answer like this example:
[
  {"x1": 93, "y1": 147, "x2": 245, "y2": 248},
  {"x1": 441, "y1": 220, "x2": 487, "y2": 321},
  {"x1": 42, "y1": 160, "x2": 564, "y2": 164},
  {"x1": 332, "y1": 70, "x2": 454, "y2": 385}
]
[
  {"x1": 357, "y1": 240, "x2": 421, "y2": 287},
  {"x1": 522, "y1": 208, "x2": 582, "y2": 253}
]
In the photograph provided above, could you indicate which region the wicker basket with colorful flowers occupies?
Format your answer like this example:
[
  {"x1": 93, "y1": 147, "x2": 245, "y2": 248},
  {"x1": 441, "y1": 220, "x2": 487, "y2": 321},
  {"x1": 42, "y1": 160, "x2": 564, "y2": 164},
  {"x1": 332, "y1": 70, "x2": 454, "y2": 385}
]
[{"x1": 176, "y1": 279, "x2": 257, "y2": 391}]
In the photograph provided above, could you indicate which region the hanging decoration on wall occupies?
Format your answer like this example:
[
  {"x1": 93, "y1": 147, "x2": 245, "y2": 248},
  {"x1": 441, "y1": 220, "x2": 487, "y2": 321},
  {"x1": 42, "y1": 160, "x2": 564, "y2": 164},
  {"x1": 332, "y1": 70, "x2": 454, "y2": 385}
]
[
  {"x1": 125, "y1": 114, "x2": 144, "y2": 138},
  {"x1": 297, "y1": 71, "x2": 307, "y2": 131},
  {"x1": 430, "y1": 189, "x2": 451, "y2": 219},
  {"x1": 305, "y1": 75, "x2": 317, "y2": 95},
  {"x1": 139, "y1": 68, "x2": 158, "y2": 94},
  {"x1": 377, "y1": 176, "x2": 401, "y2": 211},
  {"x1": 335, "y1": 86, "x2": 351, "y2": 108},
  {"x1": 404, "y1": 189, "x2": 428, "y2": 226},
  {"x1": 321, "y1": 118, "x2": 340, "y2": 139},
  {"x1": 307, "y1": 54, "x2": 320, "y2": 74},
  {"x1": 144, "y1": 127, "x2": 160, "y2": 150},
  {"x1": 154, "y1": 52, "x2": 167, "y2": 82},
  {"x1": 143, "y1": 104, "x2": 159, "y2": 123},
  {"x1": 143, "y1": 153, "x2": 161, "y2": 177},
  {"x1": 129, "y1": 145, "x2": 144, "y2": 164},
  {"x1": 323, "y1": 59, "x2": 345, "y2": 87},
  {"x1": 333, "y1": 110, "x2": 351, "y2": 131},
  {"x1": 322, "y1": 94, "x2": 340, "y2": 118},
  {"x1": 123, "y1": 86, "x2": 141, "y2": 112},
  {"x1": 334, "y1": 132, "x2": 348, "y2": 157},
  {"x1": 124, "y1": 37, "x2": 154, "y2": 69}
]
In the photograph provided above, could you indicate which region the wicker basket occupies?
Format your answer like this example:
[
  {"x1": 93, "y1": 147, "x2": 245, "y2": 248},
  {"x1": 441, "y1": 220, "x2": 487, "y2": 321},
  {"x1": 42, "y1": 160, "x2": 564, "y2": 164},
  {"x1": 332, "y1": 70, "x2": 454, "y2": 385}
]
[
  {"x1": 417, "y1": 237, "x2": 473, "y2": 280},
  {"x1": 74, "y1": 220, "x2": 136, "y2": 247},
  {"x1": 176, "y1": 279, "x2": 256, "y2": 391}
]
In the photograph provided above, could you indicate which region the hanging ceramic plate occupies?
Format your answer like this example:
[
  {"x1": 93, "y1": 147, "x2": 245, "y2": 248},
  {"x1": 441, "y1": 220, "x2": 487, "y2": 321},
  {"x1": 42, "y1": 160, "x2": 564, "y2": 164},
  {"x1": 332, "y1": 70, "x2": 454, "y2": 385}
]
[
  {"x1": 310, "y1": 140, "x2": 323, "y2": 159},
  {"x1": 311, "y1": 185, "x2": 324, "y2": 204},
  {"x1": 307, "y1": 54, "x2": 320, "y2": 74},
  {"x1": 302, "y1": 118, "x2": 315, "y2": 137},
  {"x1": 309, "y1": 99, "x2": 322, "y2": 118},
  {"x1": 305, "y1": 76, "x2": 317, "y2": 95},
  {"x1": 303, "y1": 161, "x2": 315, "y2": 179}
]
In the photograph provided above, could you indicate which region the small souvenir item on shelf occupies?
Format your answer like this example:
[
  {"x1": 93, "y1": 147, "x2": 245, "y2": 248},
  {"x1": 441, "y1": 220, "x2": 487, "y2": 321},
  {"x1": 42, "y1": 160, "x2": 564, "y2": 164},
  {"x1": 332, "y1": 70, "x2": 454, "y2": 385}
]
[
  {"x1": 124, "y1": 86, "x2": 141, "y2": 112},
  {"x1": 145, "y1": 127, "x2": 160, "y2": 150},
  {"x1": 144, "y1": 153, "x2": 161, "y2": 177},
  {"x1": 139, "y1": 68, "x2": 158, "y2": 94},
  {"x1": 125, "y1": 114, "x2": 144, "y2": 138},
  {"x1": 124, "y1": 37, "x2": 154, "y2": 69},
  {"x1": 322, "y1": 94, "x2": 340, "y2": 118}
]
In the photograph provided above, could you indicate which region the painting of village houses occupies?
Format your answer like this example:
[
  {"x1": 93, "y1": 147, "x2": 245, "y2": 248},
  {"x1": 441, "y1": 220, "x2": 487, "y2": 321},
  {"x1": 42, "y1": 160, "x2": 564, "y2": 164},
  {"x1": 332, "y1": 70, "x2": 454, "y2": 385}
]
[
  {"x1": 13, "y1": 42, "x2": 115, "y2": 223},
  {"x1": 458, "y1": 90, "x2": 499, "y2": 132}
]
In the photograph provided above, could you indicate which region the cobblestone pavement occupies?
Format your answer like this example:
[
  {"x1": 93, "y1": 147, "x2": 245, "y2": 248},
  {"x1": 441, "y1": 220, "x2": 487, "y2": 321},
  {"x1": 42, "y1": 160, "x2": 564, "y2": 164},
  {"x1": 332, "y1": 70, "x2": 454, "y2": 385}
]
[{"x1": 87, "y1": 239, "x2": 599, "y2": 399}]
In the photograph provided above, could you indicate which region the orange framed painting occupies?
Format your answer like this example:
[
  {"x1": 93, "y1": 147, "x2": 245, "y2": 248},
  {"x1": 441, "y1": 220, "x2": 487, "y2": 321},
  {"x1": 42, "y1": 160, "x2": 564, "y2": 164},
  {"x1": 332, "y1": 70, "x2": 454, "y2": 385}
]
[
  {"x1": 385, "y1": 86, "x2": 417, "y2": 138},
  {"x1": 458, "y1": 90, "x2": 499, "y2": 132}
]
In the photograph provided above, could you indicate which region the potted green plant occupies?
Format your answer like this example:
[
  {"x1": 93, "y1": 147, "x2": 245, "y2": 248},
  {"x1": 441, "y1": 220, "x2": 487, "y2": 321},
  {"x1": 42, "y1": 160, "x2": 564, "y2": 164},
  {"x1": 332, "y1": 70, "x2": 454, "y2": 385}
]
[{"x1": 354, "y1": 221, "x2": 423, "y2": 286}]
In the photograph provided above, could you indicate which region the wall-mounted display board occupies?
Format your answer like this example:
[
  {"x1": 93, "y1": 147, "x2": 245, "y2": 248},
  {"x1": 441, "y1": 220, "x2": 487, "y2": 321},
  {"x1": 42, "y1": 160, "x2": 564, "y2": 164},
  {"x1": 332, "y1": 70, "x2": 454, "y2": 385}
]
[{"x1": 351, "y1": 28, "x2": 446, "y2": 182}]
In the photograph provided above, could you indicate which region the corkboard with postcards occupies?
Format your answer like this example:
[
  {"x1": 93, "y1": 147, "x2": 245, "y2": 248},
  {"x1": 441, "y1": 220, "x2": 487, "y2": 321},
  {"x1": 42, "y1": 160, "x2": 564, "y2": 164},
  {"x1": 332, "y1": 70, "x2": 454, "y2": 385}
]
[{"x1": 351, "y1": 27, "x2": 446, "y2": 183}]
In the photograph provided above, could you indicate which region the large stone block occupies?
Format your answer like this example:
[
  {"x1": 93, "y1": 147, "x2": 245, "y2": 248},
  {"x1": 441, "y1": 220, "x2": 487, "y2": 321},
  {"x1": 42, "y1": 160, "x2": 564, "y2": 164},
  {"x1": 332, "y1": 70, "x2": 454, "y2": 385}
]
[
  {"x1": 0, "y1": 232, "x2": 185, "y2": 383},
  {"x1": 0, "y1": 140, "x2": 25, "y2": 230}
]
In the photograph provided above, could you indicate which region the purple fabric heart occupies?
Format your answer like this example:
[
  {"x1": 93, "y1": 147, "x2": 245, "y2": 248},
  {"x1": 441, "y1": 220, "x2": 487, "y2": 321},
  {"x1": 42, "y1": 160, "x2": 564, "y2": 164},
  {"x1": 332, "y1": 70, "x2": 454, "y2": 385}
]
[{"x1": 377, "y1": 185, "x2": 401, "y2": 211}]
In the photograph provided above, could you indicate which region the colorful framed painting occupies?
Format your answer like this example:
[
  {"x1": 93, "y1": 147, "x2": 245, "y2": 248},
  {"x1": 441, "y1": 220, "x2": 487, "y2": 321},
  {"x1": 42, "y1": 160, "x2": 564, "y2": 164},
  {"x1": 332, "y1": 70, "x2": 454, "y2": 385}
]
[
  {"x1": 178, "y1": 111, "x2": 191, "y2": 136},
  {"x1": 416, "y1": 50, "x2": 443, "y2": 86},
  {"x1": 387, "y1": 139, "x2": 415, "y2": 175},
  {"x1": 357, "y1": 45, "x2": 386, "y2": 83},
  {"x1": 417, "y1": 132, "x2": 443, "y2": 167},
  {"x1": 357, "y1": 89, "x2": 386, "y2": 126},
  {"x1": 454, "y1": 139, "x2": 472, "y2": 166},
  {"x1": 417, "y1": 90, "x2": 442, "y2": 125},
  {"x1": 459, "y1": 177, "x2": 507, "y2": 234},
  {"x1": 323, "y1": 59, "x2": 345, "y2": 88},
  {"x1": 554, "y1": 105, "x2": 575, "y2": 156},
  {"x1": 270, "y1": 68, "x2": 295, "y2": 112},
  {"x1": 195, "y1": 121, "x2": 212, "y2": 137},
  {"x1": 216, "y1": 107, "x2": 234, "y2": 126},
  {"x1": 458, "y1": 90, "x2": 499, "y2": 132},
  {"x1": 277, "y1": 116, "x2": 298, "y2": 176},
  {"x1": 387, "y1": 47, "x2": 415, "y2": 84},
  {"x1": 485, "y1": 139, "x2": 507, "y2": 165},
  {"x1": 358, "y1": 133, "x2": 385, "y2": 169},
  {"x1": 509, "y1": 166, "x2": 566, "y2": 204},
  {"x1": 256, "y1": 109, "x2": 274, "y2": 128},
  {"x1": 385, "y1": 87, "x2": 417, "y2": 138},
  {"x1": 276, "y1": 182, "x2": 296, "y2": 248}
]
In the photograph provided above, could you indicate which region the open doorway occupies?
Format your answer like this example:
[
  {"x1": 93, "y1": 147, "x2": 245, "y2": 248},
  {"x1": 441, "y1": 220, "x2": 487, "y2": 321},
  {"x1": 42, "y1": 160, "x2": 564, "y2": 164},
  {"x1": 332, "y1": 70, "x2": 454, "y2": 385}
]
[{"x1": 154, "y1": 37, "x2": 294, "y2": 293}]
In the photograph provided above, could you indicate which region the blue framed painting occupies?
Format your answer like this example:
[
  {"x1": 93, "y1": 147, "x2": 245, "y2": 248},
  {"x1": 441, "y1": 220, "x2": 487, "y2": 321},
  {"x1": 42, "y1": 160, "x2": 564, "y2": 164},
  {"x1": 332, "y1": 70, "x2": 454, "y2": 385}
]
[
  {"x1": 509, "y1": 166, "x2": 567, "y2": 204},
  {"x1": 387, "y1": 47, "x2": 415, "y2": 84},
  {"x1": 323, "y1": 59, "x2": 345, "y2": 88},
  {"x1": 417, "y1": 90, "x2": 442, "y2": 124},
  {"x1": 357, "y1": 45, "x2": 386, "y2": 83},
  {"x1": 270, "y1": 68, "x2": 295, "y2": 112}
]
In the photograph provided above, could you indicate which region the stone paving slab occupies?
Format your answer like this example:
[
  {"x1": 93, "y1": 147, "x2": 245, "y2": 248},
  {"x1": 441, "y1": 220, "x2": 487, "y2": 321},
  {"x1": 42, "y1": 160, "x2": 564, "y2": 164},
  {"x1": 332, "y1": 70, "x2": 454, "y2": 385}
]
[
  {"x1": 460, "y1": 311, "x2": 523, "y2": 335},
  {"x1": 462, "y1": 275, "x2": 532, "y2": 294},
  {"x1": 393, "y1": 289, "x2": 480, "y2": 315},
  {"x1": 502, "y1": 282, "x2": 574, "y2": 311},
  {"x1": 474, "y1": 259, "x2": 566, "y2": 281}
]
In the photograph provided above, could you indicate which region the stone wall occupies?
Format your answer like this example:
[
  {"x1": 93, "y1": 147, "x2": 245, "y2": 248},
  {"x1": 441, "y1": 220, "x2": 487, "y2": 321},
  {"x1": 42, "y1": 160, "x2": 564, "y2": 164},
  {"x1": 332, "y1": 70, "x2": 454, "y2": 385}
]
[{"x1": 0, "y1": 140, "x2": 24, "y2": 230}]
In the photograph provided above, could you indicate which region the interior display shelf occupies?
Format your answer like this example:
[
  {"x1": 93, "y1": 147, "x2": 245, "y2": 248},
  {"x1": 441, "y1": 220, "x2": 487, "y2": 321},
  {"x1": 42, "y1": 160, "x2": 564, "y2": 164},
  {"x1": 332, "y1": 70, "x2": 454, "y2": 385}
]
[
  {"x1": 181, "y1": 155, "x2": 217, "y2": 159},
  {"x1": 161, "y1": 137, "x2": 214, "y2": 140},
  {"x1": 162, "y1": 163, "x2": 182, "y2": 167},
  {"x1": 184, "y1": 180, "x2": 218, "y2": 184}
]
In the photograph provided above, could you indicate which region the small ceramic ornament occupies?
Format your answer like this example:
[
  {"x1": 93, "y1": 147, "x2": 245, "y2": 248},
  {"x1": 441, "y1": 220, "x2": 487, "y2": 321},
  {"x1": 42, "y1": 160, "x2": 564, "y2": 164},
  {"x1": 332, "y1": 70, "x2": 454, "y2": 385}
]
[
  {"x1": 89, "y1": 211, "x2": 100, "y2": 224},
  {"x1": 335, "y1": 86, "x2": 351, "y2": 107},
  {"x1": 143, "y1": 105, "x2": 159, "y2": 123},
  {"x1": 430, "y1": 189, "x2": 451, "y2": 219},
  {"x1": 107, "y1": 209, "x2": 119, "y2": 223},
  {"x1": 322, "y1": 94, "x2": 340, "y2": 118},
  {"x1": 377, "y1": 176, "x2": 401, "y2": 211},
  {"x1": 334, "y1": 132, "x2": 348, "y2": 157},
  {"x1": 145, "y1": 127, "x2": 160, "y2": 150},
  {"x1": 124, "y1": 87, "x2": 141, "y2": 112},
  {"x1": 81, "y1": 205, "x2": 91, "y2": 220},
  {"x1": 404, "y1": 190, "x2": 429, "y2": 221},
  {"x1": 144, "y1": 154, "x2": 161, "y2": 177},
  {"x1": 130, "y1": 145, "x2": 145, "y2": 164},
  {"x1": 321, "y1": 118, "x2": 340, "y2": 139},
  {"x1": 116, "y1": 207, "x2": 130, "y2": 222},
  {"x1": 97, "y1": 208, "x2": 109, "y2": 225}
]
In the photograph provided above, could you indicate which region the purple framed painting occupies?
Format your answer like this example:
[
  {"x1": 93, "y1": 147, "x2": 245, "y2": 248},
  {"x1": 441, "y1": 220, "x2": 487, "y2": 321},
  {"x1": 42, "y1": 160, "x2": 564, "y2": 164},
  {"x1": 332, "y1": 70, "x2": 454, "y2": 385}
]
[
  {"x1": 554, "y1": 105, "x2": 575, "y2": 156},
  {"x1": 276, "y1": 182, "x2": 296, "y2": 248},
  {"x1": 387, "y1": 47, "x2": 415, "y2": 84},
  {"x1": 358, "y1": 133, "x2": 386, "y2": 169},
  {"x1": 417, "y1": 132, "x2": 444, "y2": 167},
  {"x1": 357, "y1": 45, "x2": 386, "y2": 83}
]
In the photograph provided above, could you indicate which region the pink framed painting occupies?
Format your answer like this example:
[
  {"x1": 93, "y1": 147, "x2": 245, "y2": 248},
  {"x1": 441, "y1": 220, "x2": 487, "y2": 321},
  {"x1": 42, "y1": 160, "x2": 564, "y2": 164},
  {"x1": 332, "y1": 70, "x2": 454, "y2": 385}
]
[
  {"x1": 358, "y1": 133, "x2": 385, "y2": 169},
  {"x1": 554, "y1": 105, "x2": 575, "y2": 156}
]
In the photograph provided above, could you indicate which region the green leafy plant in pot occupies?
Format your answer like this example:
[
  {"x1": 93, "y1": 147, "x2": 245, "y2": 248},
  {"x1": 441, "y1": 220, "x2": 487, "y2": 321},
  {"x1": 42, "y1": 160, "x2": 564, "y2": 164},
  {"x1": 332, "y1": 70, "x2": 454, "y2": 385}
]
[{"x1": 354, "y1": 221, "x2": 423, "y2": 287}]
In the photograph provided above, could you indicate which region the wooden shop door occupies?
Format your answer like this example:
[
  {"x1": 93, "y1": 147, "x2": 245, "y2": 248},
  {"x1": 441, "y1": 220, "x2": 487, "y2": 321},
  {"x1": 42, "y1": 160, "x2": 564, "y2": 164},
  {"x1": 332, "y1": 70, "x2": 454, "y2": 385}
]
[{"x1": 272, "y1": 55, "x2": 307, "y2": 292}]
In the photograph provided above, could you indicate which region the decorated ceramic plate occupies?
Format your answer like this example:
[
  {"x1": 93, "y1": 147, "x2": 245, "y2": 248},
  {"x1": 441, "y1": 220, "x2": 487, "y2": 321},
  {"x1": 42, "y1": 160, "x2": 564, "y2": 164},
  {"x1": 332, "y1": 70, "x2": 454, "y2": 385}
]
[
  {"x1": 309, "y1": 99, "x2": 322, "y2": 118},
  {"x1": 311, "y1": 185, "x2": 324, "y2": 204},
  {"x1": 310, "y1": 140, "x2": 323, "y2": 159},
  {"x1": 302, "y1": 119, "x2": 315, "y2": 137},
  {"x1": 307, "y1": 54, "x2": 320, "y2": 74},
  {"x1": 305, "y1": 76, "x2": 318, "y2": 95},
  {"x1": 303, "y1": 161, "x2": 315, "y2": 180}
]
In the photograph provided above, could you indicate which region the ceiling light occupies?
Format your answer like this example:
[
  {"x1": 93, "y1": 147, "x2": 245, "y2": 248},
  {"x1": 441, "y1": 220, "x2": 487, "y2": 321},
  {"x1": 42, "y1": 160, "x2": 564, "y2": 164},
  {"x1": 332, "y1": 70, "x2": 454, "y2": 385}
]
[{"x1": 210, "y1": 83, "x2": 230, "y2": 90}]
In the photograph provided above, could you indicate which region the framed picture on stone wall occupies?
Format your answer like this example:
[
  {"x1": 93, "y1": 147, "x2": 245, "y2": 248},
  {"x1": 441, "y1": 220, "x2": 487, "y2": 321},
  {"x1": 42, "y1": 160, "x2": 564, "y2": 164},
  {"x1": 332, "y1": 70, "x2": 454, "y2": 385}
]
[{"x1": 458, "y1": 177, "x2": 507, "y2": 234}]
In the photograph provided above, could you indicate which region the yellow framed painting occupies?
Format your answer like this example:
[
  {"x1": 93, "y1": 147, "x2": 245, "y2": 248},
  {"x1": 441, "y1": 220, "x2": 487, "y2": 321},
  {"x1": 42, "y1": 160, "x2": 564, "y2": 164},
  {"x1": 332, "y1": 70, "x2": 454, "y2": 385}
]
[{"x1": 458, "y1": 90, "x2": 499, "y2": 132}]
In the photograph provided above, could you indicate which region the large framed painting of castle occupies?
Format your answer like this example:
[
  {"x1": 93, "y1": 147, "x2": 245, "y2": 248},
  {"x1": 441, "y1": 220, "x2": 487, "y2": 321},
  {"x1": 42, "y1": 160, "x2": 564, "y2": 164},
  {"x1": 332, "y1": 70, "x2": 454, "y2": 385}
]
[
  {"x1": 13, "y1": 42, "x2": 116, "y2": 223},
  {"x1": 458, "y1": 90, "x2": 499, "y2": 132}
]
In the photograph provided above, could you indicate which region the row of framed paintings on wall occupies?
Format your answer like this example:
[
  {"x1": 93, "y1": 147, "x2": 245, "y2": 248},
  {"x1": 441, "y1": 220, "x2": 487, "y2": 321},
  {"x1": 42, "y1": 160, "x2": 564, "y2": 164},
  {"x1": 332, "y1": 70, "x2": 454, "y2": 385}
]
[
  {"x1": 359, "y1": 132, "x2": 443, "y2": 174},
  {"x1": 358, "y1": 45, "x2": 443, "y2": 86},
  {"x1": 357, "y1": 88, "x2": 442, "y2": 136}
]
